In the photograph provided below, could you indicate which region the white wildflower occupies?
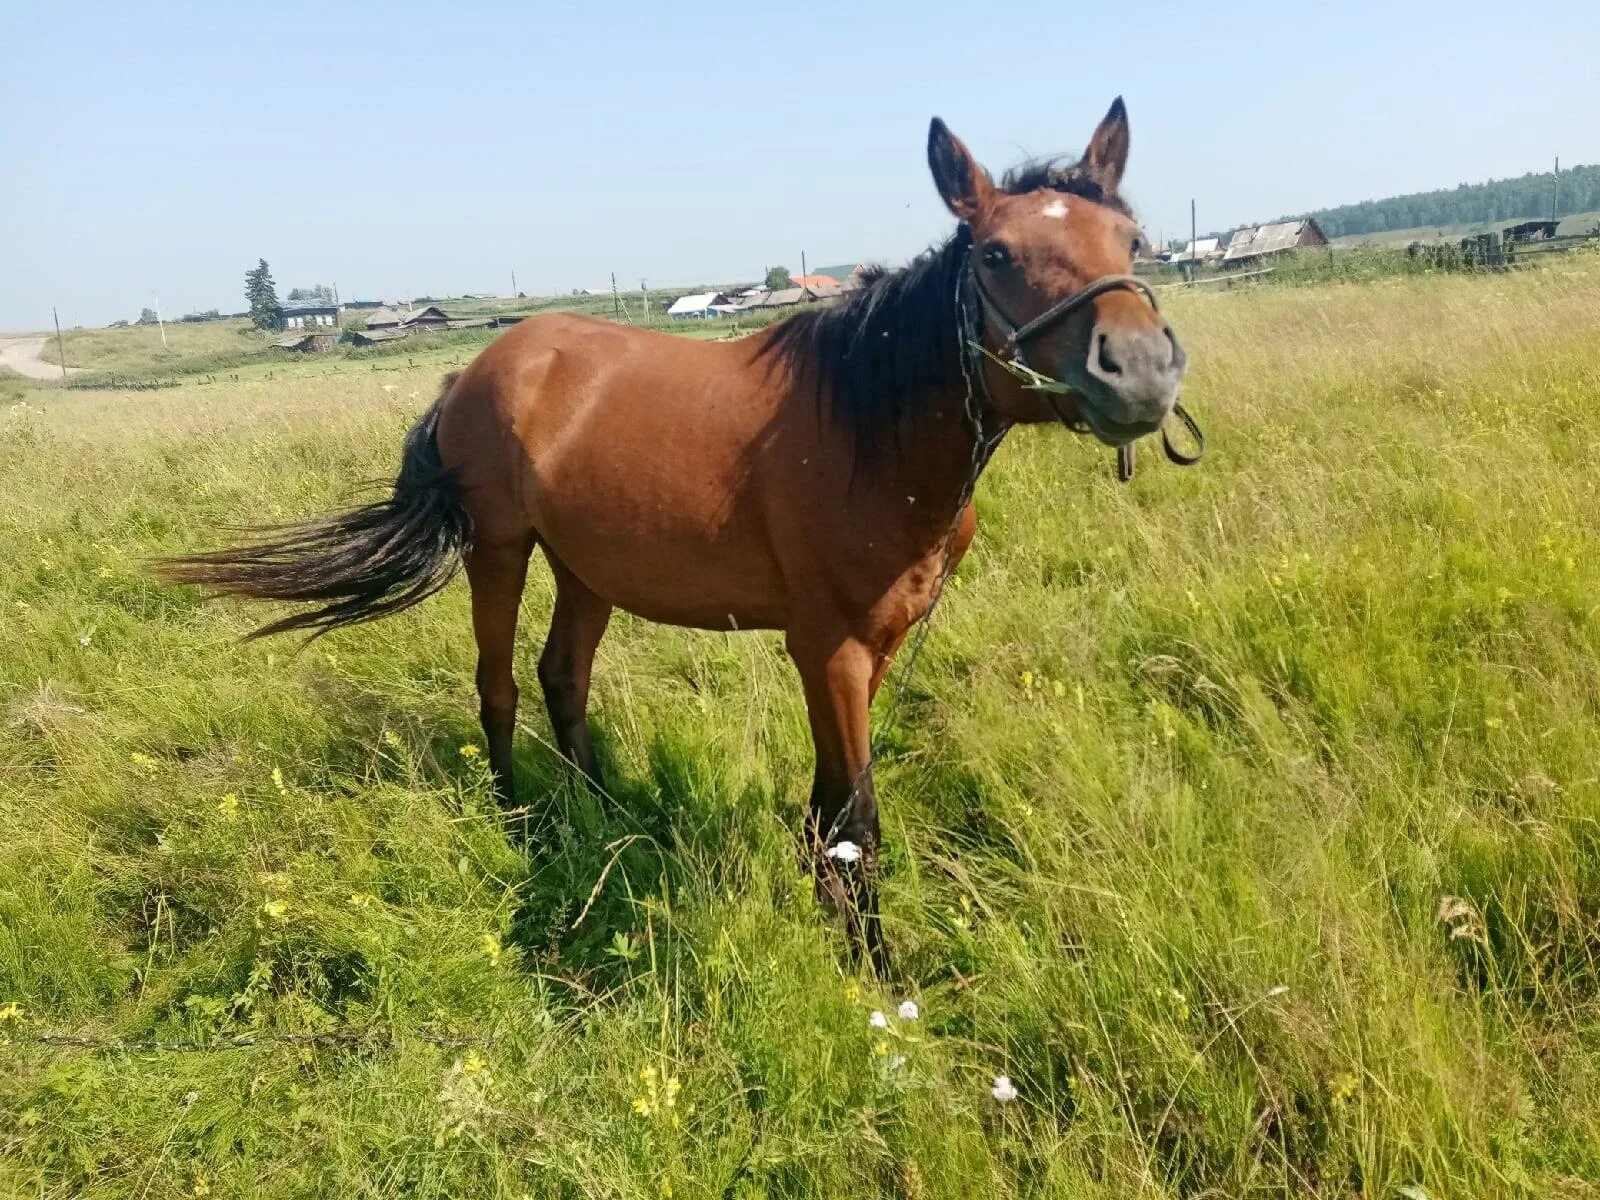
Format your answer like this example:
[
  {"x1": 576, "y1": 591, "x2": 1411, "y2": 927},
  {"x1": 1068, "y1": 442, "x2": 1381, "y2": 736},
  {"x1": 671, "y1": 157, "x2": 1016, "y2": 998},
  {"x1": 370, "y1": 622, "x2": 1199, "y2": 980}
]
[
  {"x1": 824, "y1": 840, "x2": 861, "y2": 864},
  {"x1": 897, "y1": 1000, "x2": 919, "y2": 1021},
  {"x1": 887, "y1": 1054, "x2": 907, "y2": 1070},
  {"x1": 868, "y1": 1010, "x2": 888, "y2": 1029},
  {"x1": 991, "y1": 1075, "x2": 1018, "y2": 1102}
]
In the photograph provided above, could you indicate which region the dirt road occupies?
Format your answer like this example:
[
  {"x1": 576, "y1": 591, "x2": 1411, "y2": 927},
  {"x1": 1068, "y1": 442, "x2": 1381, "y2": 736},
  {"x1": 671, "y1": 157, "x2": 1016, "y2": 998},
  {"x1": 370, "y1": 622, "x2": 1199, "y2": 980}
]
[{"x1": 0, "y1": 336, "x2": 73, "y2": 380}]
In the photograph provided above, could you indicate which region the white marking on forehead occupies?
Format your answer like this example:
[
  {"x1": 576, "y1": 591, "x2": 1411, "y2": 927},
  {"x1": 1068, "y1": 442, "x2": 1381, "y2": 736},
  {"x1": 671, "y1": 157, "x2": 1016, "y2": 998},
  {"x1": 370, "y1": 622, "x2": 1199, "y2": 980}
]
[{"x1": 1040, "y1": 198, "x2": 1069, "y2": 219}]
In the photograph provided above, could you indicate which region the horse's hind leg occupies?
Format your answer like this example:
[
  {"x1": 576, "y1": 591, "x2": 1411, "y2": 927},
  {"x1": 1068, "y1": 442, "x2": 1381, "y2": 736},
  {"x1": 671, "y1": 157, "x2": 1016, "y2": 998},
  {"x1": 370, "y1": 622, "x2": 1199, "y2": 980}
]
[
  {"x1": 538, "y1": 554, "x2": 613, "y2": 789},
  {"x1": 466, "y1": 535, "x2": 535, "y2": 804}
]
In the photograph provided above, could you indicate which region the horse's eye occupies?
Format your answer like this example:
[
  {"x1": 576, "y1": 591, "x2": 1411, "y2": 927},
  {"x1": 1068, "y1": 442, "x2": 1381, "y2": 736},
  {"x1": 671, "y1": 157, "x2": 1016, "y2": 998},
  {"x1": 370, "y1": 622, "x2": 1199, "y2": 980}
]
[
  {"x1": 982, "y1": 242, "x2": 1011, "y2": 270},
  {"x1": 1131, "y1": 235, "x2": 1145, "y2": 256}
]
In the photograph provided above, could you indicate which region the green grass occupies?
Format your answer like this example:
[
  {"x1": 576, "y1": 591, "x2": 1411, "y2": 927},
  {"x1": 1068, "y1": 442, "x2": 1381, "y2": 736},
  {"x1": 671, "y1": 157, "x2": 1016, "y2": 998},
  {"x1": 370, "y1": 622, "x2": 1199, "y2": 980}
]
[
  {"x1": 46, "y1": 302, "x2": 786, "y2": 390},
  {"x1": 3, "y1": 259, "x2": 1600, "y2": 1198},
  {"x1": 40, "y1": 319, "x2": 270, "y2": 372}
]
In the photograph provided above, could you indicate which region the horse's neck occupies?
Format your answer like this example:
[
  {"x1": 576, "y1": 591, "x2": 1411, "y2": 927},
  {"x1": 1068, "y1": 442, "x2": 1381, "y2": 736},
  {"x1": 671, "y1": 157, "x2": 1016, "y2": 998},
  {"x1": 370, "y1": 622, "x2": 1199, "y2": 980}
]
[{"x1": 871, "y1": 381, "x2": 999, "y2": 538}]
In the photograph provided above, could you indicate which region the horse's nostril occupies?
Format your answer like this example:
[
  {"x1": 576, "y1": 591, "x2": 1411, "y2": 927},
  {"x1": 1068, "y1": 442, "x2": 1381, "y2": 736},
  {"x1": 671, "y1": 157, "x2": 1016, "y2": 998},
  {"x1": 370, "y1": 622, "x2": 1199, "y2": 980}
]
[
  {"x1": 1096, "y1": 333, "x2": 1121, "y2": 376},
  {"x1": 1163, "y1": 325, "x2": 1180, "y2": 367}
]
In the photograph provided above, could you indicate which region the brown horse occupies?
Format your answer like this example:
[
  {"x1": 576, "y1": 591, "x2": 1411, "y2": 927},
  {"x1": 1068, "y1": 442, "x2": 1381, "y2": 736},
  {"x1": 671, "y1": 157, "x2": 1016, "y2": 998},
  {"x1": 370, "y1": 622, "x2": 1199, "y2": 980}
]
[{"x1": 164, "y1": 99, "x2": 1188, "y2": 976}]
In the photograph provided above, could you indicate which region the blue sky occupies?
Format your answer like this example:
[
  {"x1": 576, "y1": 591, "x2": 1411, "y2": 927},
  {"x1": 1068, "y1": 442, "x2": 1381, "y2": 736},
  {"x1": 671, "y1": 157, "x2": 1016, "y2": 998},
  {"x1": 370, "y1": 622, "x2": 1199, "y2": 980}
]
[{"x1": 3, "y1": 1, "x2": 1597, "y2": 330}]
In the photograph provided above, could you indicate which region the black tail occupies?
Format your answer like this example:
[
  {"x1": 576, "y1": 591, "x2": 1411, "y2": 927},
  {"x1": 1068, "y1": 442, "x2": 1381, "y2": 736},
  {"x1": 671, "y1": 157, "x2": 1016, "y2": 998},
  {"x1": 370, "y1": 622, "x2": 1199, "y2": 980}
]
[{"x1": 161, "y1": 384, "x2": 473, "y2": 639}]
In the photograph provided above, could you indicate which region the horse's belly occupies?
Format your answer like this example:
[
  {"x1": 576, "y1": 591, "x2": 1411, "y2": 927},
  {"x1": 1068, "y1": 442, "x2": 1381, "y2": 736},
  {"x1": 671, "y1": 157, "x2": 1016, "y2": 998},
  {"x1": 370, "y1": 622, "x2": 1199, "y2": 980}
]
[{"x1": 533, "y1": 493, "x2": 789, "y2": 631}]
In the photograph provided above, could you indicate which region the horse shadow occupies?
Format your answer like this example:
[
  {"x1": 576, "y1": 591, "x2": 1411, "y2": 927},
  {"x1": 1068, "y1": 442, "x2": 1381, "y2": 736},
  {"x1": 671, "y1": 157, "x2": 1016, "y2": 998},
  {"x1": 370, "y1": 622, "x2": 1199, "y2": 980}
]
[{"x1": 487, "y1": 720, "x2": 792, "y2": 986}]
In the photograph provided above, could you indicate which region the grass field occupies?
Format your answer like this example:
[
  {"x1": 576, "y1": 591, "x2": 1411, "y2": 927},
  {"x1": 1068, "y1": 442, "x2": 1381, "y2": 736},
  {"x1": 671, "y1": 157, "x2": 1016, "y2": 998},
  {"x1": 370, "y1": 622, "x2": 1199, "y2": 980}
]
[
  {"x1": 36, "y1": 319, "x2": 271, "y2": 373},
  {"x1": 4, "y1": 252, "x2": 1600, "y2": 1198},
  {"x1": 20, "y1": 301, "x2": 785, "y2": 389}
]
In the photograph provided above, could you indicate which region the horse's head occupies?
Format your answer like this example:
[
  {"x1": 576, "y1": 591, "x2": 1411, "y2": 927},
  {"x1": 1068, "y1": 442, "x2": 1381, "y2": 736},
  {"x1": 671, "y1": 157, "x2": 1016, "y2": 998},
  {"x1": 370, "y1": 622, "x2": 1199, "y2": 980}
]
[{"x1": 929, "y1": 99, "x2": 1185, "y2": 444}]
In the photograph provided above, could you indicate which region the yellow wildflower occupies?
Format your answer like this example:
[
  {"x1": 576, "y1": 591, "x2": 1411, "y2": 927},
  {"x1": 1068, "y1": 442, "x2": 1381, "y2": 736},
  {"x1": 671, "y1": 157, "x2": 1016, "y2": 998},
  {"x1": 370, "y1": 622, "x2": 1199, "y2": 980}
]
[
  {"x1": 1020, "y1": 671, "x2": 1034, "y2": 690},
  {"x1": 347, "y1": 892, "x2": 375, "y2": 909},
  {"x1": 462, "y1": 1052, "x2": 487, "y2": 1075},
  {"x1": 0, "y1": 1002, "x2": 23, "y2": 1022},
  {"x1": 1330, "y1": 1071, "x2": 1358, "y2": 1104},
  {"x1": 843, "y1": 982, "x2": 860, "y2": 1004},
  {"x1": 459, "y1": 744, "x2": 482, "y2": 759},
  {"x1": 479, "y1": 933, "x2": 503, "y2": 965},
  {"x1": 191, "y1": 1170, "x2": 211, "y2": 1198},
  {"x1": 130, "y1": 752, "x2": 158, "y2": 772},
  {"x1": 271, "y1": 767, "x2": 287, "y2": 794},
  {"x1": 873, "y1": 1039, "x2": 888, "y2": 1057},
  {"x1": 261, "y1": 899, "x2": 288, "y2": 921},
  {"x1": 217, "y1": 793, "x2": 239, "y2": 817}
]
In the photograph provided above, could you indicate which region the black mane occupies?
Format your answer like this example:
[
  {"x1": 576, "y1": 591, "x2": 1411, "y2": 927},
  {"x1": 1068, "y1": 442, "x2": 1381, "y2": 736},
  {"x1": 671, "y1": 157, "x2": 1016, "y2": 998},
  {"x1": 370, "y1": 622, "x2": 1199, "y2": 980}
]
[
  {"x1": 757, "y1": 156, "x2": 1126, "y2": 455},
  {"x1": 758, "y1": 228, "x2": 970, "y2": 457}
]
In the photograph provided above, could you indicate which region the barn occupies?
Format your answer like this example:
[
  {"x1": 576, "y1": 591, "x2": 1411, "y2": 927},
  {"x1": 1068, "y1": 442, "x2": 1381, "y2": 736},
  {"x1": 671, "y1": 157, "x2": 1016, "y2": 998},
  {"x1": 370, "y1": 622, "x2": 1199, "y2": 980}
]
[
  {"x1": 1222, "y1": 218, "x2": 1328, "y2": 266},
  {"x1": 400, "y1": 305, "x2": 452, "y2": 330},
  {"x1": 1167, "y1": 237, "x2": 1221, "y2": 265},
  {"x1": 666, "y1": 292, "x2": 732, "y2": 319},
  {"x1": 362, "y1": 307, "x2": 406, "y2": 329},
  {"x1": 271, "y1": 331, "x2": 336, "y2": 353}
]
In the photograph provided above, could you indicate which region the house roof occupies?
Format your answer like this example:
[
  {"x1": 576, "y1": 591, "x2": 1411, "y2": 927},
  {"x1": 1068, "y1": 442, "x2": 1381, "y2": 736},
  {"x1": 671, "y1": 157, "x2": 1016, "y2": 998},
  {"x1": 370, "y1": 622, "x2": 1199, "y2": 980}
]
[
  {"x1": 812, "y1": 263, "x2": 866, "y2": 283},
  {"x1": 1167, "y1": 238, "x2": 1220, "y2": 262},
  {"x1": 400, "y1": 305, "x2": 451, "y2": 324},
  {"x1": 281, "y1": 299, "x2": 340, "y2": 314},
  {"x1": 364, "y1": 307, "x2": 405, "y2": 327},
  {"x1": 1223, "y1": 220, "x2": 1319, "y2": 261},
  {"x1": 791, "y1": 274, "x2": 840, "y2": 288},
  {"x1": 666, "y1": 292, "x2": 728, "y2": 315},
  {"x1": 271, "y1": 332, "x2": 325, "y2": 349}
]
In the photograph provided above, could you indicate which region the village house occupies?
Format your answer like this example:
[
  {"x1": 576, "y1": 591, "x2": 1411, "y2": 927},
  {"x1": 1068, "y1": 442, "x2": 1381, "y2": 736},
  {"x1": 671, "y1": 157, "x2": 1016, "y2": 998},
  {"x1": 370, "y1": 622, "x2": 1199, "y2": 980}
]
[{"x1": 280, "y1": 300, "x2": 340, "y2": 329}]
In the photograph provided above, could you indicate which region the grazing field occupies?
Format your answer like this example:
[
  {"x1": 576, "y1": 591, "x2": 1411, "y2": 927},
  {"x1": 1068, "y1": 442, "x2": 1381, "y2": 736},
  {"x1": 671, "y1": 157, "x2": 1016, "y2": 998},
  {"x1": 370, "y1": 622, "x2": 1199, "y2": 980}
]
[
  {"x1": 35, "y1": 318, "x2": 270, "y2": 373},
  {"x1": 3, "y1": 253, "x2": 1600, "y2": 1198}
]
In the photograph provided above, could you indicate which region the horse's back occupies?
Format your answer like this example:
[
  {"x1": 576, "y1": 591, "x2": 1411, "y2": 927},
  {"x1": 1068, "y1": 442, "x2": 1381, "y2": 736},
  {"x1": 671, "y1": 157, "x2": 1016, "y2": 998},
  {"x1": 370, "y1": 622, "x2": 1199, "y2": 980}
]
[{"x1": 435, "y1": 314, "x2": 796, "y2": 627}]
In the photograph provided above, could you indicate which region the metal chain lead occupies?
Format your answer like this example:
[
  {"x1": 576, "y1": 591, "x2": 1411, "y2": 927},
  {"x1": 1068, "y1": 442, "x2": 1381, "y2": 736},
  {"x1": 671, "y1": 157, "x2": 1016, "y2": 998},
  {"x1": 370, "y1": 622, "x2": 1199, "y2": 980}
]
[{"x1": 823, "y1": 258, "x2": 1010, "y2": 847}]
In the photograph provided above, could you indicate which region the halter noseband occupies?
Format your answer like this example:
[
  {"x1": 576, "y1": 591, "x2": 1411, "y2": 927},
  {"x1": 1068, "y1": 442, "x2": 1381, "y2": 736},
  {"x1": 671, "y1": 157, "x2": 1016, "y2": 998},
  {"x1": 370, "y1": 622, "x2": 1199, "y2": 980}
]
[{"x1": 960, "y1": 242, "x2": 1204, "y2": 482}]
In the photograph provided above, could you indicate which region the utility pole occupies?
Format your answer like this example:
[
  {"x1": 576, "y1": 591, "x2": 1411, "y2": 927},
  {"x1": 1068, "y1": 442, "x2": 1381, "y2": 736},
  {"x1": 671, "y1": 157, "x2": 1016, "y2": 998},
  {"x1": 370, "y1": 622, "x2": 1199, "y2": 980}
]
[
  {"x1": 52, "y1": 307, "x2": 67, "y2": 380},
  {"x1": 611, "y1": 272, "x2": 622, "y2": 322},
  {"x1": 1552, "y1": 156, "x2": 1560, "y2": 224},
  {"x1": 1189, "y1": 199, "x2": 1197, "y2": 284},
  {"x1": 640, "y1": 278, "x2": 648, "y2": 321},
  {"x1": 153, "y1": 292, "x2": 169, "y2": 351},
  {"x1": 511, "y1": 268, "x2": 518, "y2": 298},
  {"x1": 801, "y1": 251, "x2": 807, "y2": 282}
]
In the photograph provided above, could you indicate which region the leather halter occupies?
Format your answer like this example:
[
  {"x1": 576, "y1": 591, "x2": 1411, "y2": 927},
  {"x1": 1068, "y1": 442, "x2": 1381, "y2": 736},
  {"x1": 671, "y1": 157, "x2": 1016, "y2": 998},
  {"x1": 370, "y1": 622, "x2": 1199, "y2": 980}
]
[{"x1": 960, "y1": 246, "x2": 1204, "y2": 481}]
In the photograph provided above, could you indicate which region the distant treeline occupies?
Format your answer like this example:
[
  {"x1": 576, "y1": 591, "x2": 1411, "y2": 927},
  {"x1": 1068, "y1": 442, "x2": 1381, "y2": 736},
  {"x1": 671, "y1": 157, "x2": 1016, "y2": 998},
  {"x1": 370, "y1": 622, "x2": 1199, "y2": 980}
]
[{"x1": 1306, "y1": 163, "x2": 1600, "y2": 238}]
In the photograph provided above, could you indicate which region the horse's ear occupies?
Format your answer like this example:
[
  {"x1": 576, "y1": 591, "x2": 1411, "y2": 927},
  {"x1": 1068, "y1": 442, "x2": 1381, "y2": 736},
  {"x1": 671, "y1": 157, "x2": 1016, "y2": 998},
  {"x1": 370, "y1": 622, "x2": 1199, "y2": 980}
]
[
  {"x1": 1082, "y1": 96, "x2": 1130, "y2": 192},
  {"x1": 927, "y1": 118, "x2": 993, "y2": 220}
]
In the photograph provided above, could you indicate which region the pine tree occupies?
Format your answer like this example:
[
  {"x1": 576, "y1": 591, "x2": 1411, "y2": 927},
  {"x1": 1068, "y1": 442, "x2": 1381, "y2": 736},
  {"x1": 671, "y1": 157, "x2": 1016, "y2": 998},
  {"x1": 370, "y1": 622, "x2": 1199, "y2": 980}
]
[{"x1": 245, "y1": 259, "x2": 282, "y2": 330}]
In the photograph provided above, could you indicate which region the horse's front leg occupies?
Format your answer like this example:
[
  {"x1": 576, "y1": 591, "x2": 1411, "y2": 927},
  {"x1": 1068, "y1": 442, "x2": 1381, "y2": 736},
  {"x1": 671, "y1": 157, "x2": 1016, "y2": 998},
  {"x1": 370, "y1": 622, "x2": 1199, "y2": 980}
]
[{"x1": 789, "y1": 627, "x2": 891, "y2": 978}]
